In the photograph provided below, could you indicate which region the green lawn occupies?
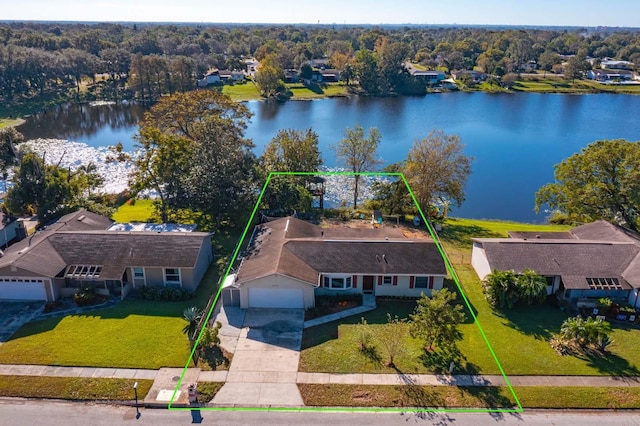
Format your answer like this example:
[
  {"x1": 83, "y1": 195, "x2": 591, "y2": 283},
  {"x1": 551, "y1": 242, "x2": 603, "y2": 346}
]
[
  {"x1": 299, "y1": 384, "x2": 516, "y2": 408},
  {"x1": 220, "y1": 82, "x2": 262, "y2": 101},
  {"x1": 0, "y1": 267, "x2": 221, "y2": 369},
  {"x1": 111, "y1": 199, "x2": 156, "y2": 222},
  {"x1": 298, "y1": 384, "x2": 640, "y2": 409},
  {"x1": 0, "y1": 118, "x2": 25, "y2": 129},
  {"x1": 0, "y1": 376, "x2": 152, "y2": 401},
  {"x1": 300, "y1": 299, "x2": 498, "y2": 375},
  {"x1": 513, "y1": 78, "x2": 640, "y2": 94},
  {"x1": 439, "y1": 217, "x2": 640, "y2": 376}
]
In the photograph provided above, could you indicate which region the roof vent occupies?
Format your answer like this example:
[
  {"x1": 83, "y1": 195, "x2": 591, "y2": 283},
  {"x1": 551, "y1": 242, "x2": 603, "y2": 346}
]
[
  {"x1": 376, "y1": 255, "x2": 381, "y2": 263},
  {"x1": 77, "y1": 215, "x2": 86, "y2": 221},
  {"x1": 383, "y1": 254, "x2": 388, "y2": 263}
]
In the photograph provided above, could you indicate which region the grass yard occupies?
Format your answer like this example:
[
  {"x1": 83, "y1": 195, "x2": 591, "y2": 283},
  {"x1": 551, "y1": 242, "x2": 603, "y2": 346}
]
[
  {"x1": 298, "y1": 384, "x2": 640, "y2": 409},
  {"x1": 298, "y1": 384, "x2": 517, "y2": 408},
  {"x1": 287, "y1": 83, "x2": 348, "y2": 99},
  {"x1": 220, "y1": 82, "x2": 262, "y2": 101},
  {"x1": 439, "y1": 217, "x2": 640, "y2": 376},
  {"x1": 0, "y1": 118, "x2": 25, "y2": 129},
  {"x1": 111, "y1": 199, "x2": 156, "y2": 222},
  {"x1": 196, "y1": 382, "x2": 224, "y2": 404},
  {"x1": 300, "y1": 299, "x2": 499, "y2": 375},
  {"x1": 0, "y1": 266, "x2": 222, "y2": 369},
  {"x1": 513, "y1": 78, "x2": 640, "y2": 94},
  {"x1": 0, "y1": 376, "x2": 152, "y2": 401}
]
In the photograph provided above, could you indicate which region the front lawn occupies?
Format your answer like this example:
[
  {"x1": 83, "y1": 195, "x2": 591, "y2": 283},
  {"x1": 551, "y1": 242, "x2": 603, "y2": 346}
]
[
  {"x1": 220, "y1": 82, "x2": 261, "y2": 101},
  {"x1": 0, "y1": 267, "x2": 221, "y2": 369},
  {"x1": 300, "y1": 299, "x2": 498, "y2": 374}
]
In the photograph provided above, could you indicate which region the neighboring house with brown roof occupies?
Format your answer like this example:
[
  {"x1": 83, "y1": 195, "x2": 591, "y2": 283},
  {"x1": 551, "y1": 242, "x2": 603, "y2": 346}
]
[
  {"x1": 225, "y1": 217, "x2": 447, "y2": 309},
  {"x1": 471, "y1": 220, "x2": 640, "y2": 308},
  {"x1": 0, "y1": 210, "x2": 212, "y2": 302}
]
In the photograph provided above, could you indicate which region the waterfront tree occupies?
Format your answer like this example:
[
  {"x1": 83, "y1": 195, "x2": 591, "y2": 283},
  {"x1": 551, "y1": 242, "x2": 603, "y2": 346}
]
[
  {"x1": 333, "y1": 125, "x2": 382, "y2": 209},
  {"x1": 535, "y1": 139, "x2": 640, "y2": 232},
  {"x1": 403, "y1": 130, "x2": 472, "y2": 218}
]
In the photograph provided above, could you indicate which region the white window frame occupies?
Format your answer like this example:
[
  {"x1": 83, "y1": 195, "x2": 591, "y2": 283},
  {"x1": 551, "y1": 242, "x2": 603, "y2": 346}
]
[
  {"x1": 322, "y1": 274, "x2": 352, "y2": 290},
  {"x1": 164, "y1": 268, "x2": 181, "y2": 286},
  {"x1": 132, "y1": 267, "x2": 146, "y2": 284},
  {"x1": 382, "y1": 276, "x2": 393, "y2": 286},
  {"x1": 415, "y1": 276, "x2": 429, "y2": 289}
]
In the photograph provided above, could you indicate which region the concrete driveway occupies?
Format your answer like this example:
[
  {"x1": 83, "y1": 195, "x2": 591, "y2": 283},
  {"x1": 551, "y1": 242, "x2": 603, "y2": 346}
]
[
  {"x1": 212, "y1": 308, "x2": 305, "y2": 407},
  {"x1": 0, "y1": 301, "x2": 44, "y2": 343}
]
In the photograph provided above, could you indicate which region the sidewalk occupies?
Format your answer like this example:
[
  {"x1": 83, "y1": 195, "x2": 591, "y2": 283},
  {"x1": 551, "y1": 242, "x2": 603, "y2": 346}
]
[{"x1": 1, "y1": 363, "x2": 639, "y2": 387}]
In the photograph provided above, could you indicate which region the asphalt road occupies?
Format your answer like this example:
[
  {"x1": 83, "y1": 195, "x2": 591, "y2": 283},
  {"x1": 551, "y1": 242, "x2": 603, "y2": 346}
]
[{"x1": 1, "y1": 400, "x2": 640, "y2": 426}]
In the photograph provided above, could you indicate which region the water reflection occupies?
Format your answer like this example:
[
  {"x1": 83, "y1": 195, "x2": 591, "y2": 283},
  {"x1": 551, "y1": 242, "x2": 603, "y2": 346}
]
[{"x1": 17, "y1": 102, "x2": 145, "y2": 150}]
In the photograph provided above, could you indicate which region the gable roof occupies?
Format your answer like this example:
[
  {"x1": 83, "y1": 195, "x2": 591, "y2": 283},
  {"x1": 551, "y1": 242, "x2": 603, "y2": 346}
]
[
  {"x1": 0, "y1": 210, "x2": 209, "y2": 280},
  {"x1": 474, "y1": 220, "x2": 640, "y2": 290},
  {"x1": 236, "y1": 216, "x2": 446, "y2": 285}
]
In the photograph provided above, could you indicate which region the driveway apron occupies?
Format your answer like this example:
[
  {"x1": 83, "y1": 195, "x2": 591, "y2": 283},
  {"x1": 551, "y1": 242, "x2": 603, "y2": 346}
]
[{"x1": 212, "y1": 308, "x2": 305, "y2": 407}]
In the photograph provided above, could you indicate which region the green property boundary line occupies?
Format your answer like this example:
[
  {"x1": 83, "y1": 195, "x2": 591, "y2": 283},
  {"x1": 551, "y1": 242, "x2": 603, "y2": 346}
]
[{"x1": 169, "y1": 171, "x2": 524, "y2": 413}]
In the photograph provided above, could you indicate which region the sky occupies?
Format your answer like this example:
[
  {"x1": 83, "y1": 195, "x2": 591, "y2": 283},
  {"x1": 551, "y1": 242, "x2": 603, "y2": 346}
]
[{"x1": 2, "y1": 0, "x2": 639, "y2": 27}]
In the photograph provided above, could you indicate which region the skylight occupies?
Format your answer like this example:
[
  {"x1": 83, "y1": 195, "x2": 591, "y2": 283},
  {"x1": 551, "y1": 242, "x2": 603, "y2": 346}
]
[
  {"x1": 65, "y1": 264, "x2": 103, "y2": 279},
  {"x1": 586, "y1": 277, "x2": 623, "y2": 290}
]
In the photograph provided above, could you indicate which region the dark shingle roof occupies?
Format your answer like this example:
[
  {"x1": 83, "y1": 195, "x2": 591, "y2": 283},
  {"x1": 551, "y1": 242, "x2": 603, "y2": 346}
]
[
  {"x1": 507, "y1": 231, "x2": 575, "y2": 240},
  {"x1": 236, "y1": 217, "x2": 446, "y2": 285},
  {"x1": 476, "y1": 239, "x2": 637, "y2": 290},
  {"x1": 0, "y1": 210, "x2": 209, "y2": 280}
]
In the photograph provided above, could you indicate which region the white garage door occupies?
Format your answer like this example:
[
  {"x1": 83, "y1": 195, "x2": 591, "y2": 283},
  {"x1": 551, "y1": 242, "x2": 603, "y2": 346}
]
[
  {"x1": 0, "y1": 280, "x2": 47, "y2": 301},
  {"x1": 248, "y1": 288, "x2": 304, "y2": 309}
]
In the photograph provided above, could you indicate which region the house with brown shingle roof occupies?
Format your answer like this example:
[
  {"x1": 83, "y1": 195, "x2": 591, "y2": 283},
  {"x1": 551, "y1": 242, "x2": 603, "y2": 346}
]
[
  {"x1": 471, "y1": 220, "x2": 640, "y2": 308},
  {"x1": 0, "y1": 210, "x2": 212, "y2": 302},
  {"x1": 225, "y1": 216, "x2": 447, "y2": 309}
]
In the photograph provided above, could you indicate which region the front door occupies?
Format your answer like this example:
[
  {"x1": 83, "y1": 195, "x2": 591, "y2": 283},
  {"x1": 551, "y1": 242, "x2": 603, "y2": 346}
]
[{"x1": 363, "y1": 275, "x2": 374, "y2": 294}]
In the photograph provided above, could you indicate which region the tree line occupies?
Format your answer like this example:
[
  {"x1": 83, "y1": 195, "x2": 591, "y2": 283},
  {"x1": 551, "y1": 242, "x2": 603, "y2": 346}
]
[{"x1": 2, "y1": 22, "x2": 640, "y2": 105}]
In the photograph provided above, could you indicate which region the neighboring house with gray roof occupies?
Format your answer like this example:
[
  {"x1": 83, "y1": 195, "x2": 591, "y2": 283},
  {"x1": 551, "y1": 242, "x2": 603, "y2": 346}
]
[
  {"x1": 471, "y1": 220, "x2": 640, "y2": 308},
  {"x1": 225, "y1": 216, "x2": 447, "y2": 309},
  {"x1": 0, "y1": 210, "x2": 212, "y2": 302}
]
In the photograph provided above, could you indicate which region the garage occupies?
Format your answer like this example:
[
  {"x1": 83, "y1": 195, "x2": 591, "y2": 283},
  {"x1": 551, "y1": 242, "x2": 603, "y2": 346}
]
[
  {"x1": 0, "y1": 279, "x2": 47, "y2": 301},
  {"x1": 248, "y1": 287, "x2": 304, "y2": 309}
]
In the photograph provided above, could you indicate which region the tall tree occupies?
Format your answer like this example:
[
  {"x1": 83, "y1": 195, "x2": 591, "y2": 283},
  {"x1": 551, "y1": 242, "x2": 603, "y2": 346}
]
[
  {"x1": 535, "y1": 139, "x2": 640, "y2": 232},
  {"x1": 353, "y1": 49, "x2": 379, "y2": 94},
  {"x1": 403, "y1": 130, "x2": 472, "y2": 218},
  {"x1": 333, "y1": 125, "x2": 382, "y2": 209},
  {"x1": 0, "y1": 127, "x2": 24, "y2": 179},
  {"x1": 409, "y1": 288, "x2": 466, "y2": 352},
  {"x1": 114, "y1": 90, "x2": 256, "y2": 227},
  {"x1": 255, "y1": 53, "x2": 286, "y2": 99},
  {"x1": 261, "y1": 128, "x2": 322, "y2": 211}
]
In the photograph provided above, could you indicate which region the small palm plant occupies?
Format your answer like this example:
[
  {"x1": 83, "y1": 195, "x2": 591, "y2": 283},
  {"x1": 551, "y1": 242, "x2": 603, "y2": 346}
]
[{"x1": 182, "y1": 306, "x2": 203, "y2": 344}]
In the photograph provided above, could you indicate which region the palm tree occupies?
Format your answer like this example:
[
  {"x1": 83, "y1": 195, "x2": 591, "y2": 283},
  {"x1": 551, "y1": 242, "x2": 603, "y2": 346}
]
[
  {"x1": 182, "y1": 306, "x2": 203, "y2": 344},
  {"x1": 517, "y1": 269, "x2": 548, "y2": 305},
  {"x1": 482, "y1": 270, "x2": 519, "y2": 308}
]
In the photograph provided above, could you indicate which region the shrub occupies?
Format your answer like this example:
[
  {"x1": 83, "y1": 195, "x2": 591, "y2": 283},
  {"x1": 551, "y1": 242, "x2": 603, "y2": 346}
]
[
  {"x1": 73, "y1": 287, "x2": 105, "y2": 307},
  {"x1": 139, "y1": 286, "x2": 194, "y2": 302}
]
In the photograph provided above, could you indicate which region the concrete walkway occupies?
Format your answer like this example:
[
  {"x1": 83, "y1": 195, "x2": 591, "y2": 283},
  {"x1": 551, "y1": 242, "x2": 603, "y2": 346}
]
[{"x1": 1, "y1": 363, "x2": 639, "y2": 388}]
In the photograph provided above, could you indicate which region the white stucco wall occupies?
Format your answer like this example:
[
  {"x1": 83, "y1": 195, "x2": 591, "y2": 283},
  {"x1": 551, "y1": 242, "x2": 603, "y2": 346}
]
[
  {"x1": 373, "y1": 275, "x2": 444, "y2": 297},
  {"x1": 239, "y1": 274, "x2": 315, "y2": 309},
  {"x1": 471, "y1": 243, "x2": 492, "y2": 280}
]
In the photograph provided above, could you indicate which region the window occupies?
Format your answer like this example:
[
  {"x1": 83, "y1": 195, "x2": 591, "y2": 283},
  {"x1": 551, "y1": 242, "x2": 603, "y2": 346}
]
[
  {"x1": 383, "y1": 276, "x2": 393, "y2": 285},
  {"x1": 133, "y1": 267, "x2": 144, "y2": 279},
  {"x1": 165, "y1": 268, "x2": 181, "y2": 284},
  {"x1": 415, "y1": 277, "x2": 428, "y2": 289},
  {"x1": 322, "y1": 275, "x2": 352, "y2": 290}
]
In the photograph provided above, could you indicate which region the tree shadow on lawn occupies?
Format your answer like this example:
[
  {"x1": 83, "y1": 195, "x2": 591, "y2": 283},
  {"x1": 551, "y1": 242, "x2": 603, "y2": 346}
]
[
  {"x1": 439, "y1": 221, "x2": 503, "y2": 248},
  {"x1": 301, "y1": 300, "x2": 417, "y2": 349},
  {"x1": 494, "y1": 302, "x2": 567, "y2": 341},
  {"x1": 443, "y1": 279, "x2": 477, "y2": 324},
  {"x1": 575, "y1": 345, "x2": 640, "y2": 376},
  {"x1": 420, "y1": 344, "x2": 481, "y2": 376}
]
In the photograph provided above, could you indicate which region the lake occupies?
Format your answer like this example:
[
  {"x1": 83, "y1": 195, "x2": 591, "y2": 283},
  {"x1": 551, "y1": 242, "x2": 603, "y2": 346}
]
[{"x1": 16, "y1": 93, "x2": 640, "y2": 223}]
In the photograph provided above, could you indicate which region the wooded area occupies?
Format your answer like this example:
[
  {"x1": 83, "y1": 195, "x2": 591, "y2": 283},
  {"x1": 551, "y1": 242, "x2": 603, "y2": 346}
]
[{"x1": 1, "y1": 22, "x2": 640, "y2": 108}]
